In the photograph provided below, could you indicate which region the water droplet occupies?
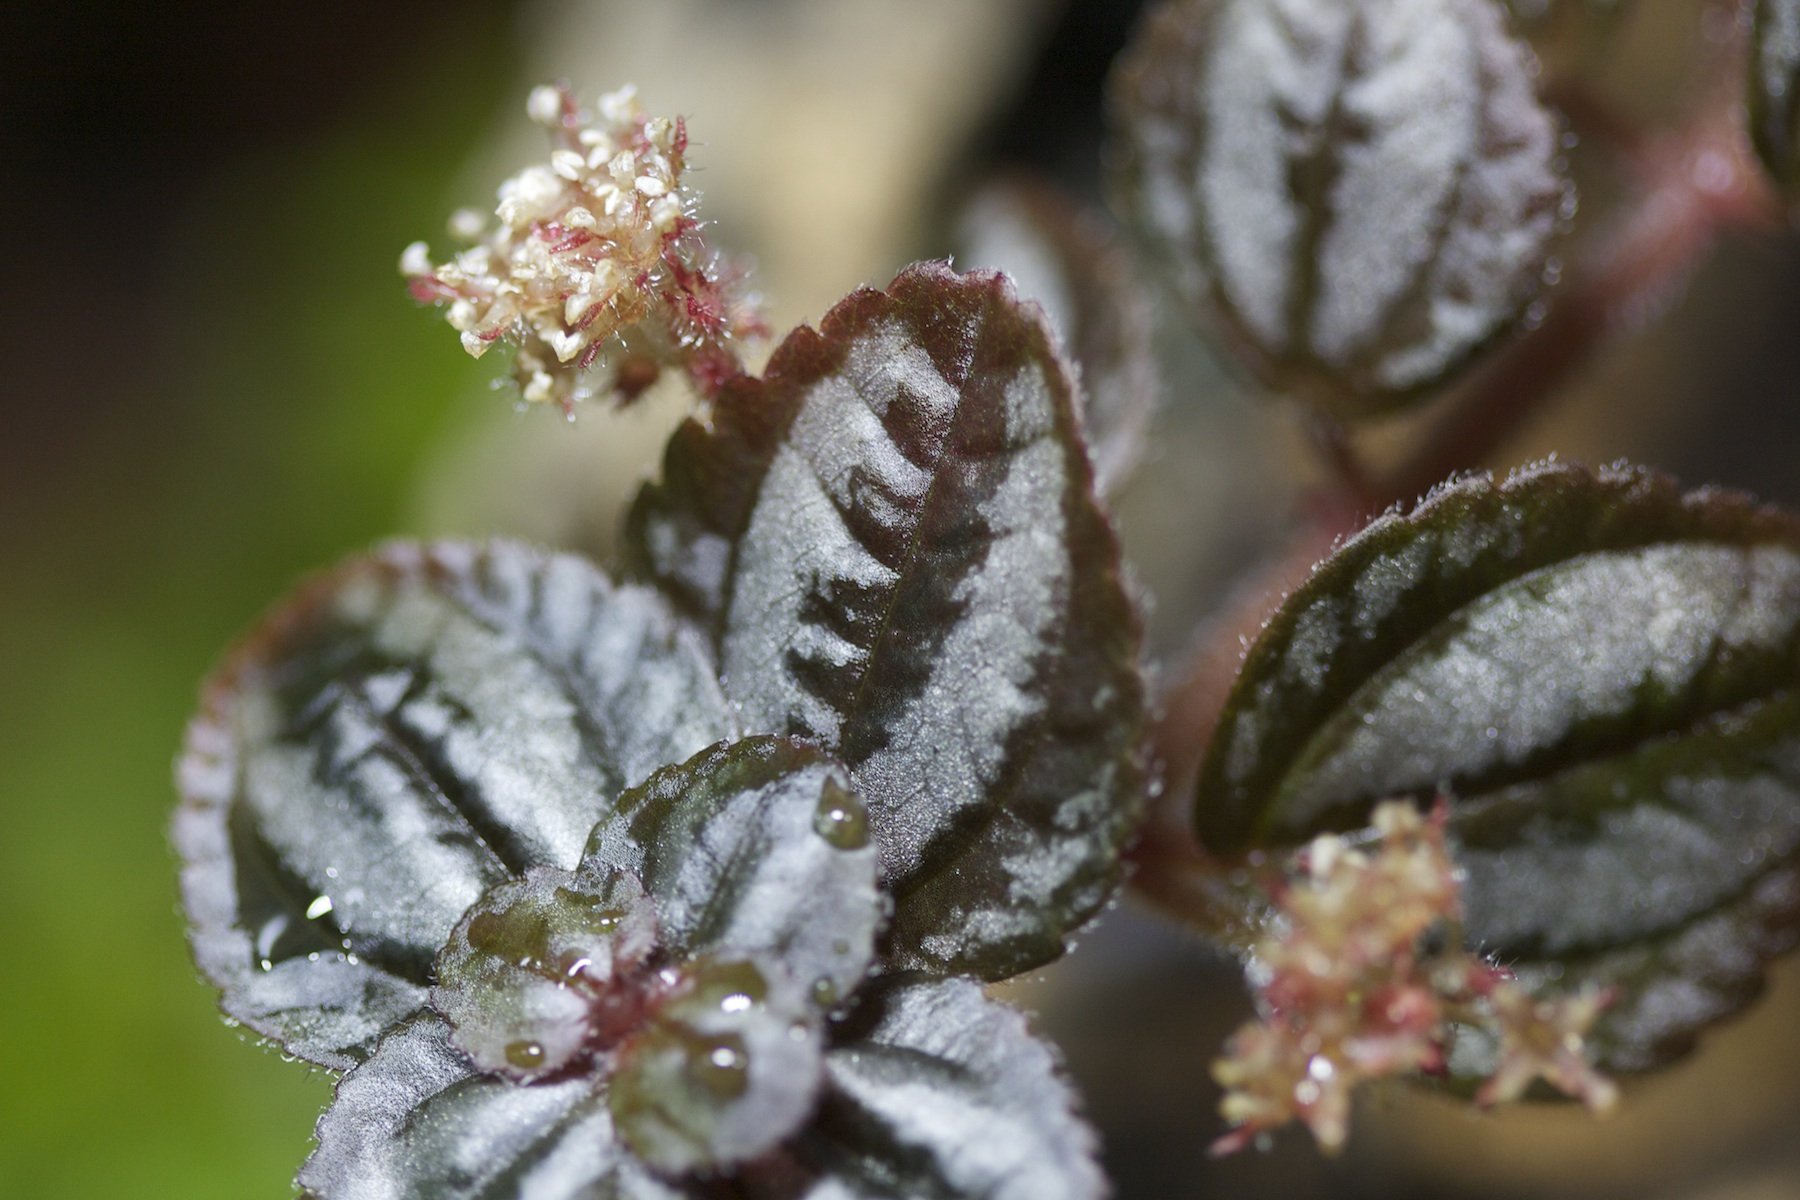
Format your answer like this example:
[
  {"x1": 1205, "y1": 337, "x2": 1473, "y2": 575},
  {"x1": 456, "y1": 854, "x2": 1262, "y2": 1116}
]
[
  {"x1": 258, "y1": 958, "x2": 274, "y2": 973},
  {"x1": 305, "y1": 894, "x2": 334, "y2": 920},
  {"x1": 812, "y1": 780, "x2": 869, "y2": 850},
  {"x1": 688, "y1": 1035, "x2": 749, "y2": 1099},
  {"x1": 506, "y1": 1040, "x2": 547, "y2": 1070},
  {"x1": 810, "y1": 977, "x2": 839, "y2": 1007}
]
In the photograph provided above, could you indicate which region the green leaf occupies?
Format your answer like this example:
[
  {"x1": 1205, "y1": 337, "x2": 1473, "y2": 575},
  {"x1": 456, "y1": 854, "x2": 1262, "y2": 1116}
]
[
  {"x1": 610, "y1": 956, "x2": 824, "y2": 1175},
  {"x1": 299, "y1": 1016, "x2": 683, "y2": 1200},
  {"x1": 584, "y1": 736, "x2": 881, "y2": 1012},
  {"x1": 776, "y1": 977, "x2": 1106, "y2": 1200},
  {"x1": 174, "y1": 540, "x2": 737, "y2": 1069},
  {"x1": 1752, "y1": 0, "x2": 1800, "y2": 201},
  {"x1": 1110, "y1": 0, "x2": 1567, "y2": 416},
  {"x1": 1195, "y1": 460, "x2": 1800, "y2": 1069},
  {"x1": 627, "y1": 262, "x2": 1147, "y2": 980},
  {"x1": 955, "y1": 179, "x2": 1163, "y2": 497}
]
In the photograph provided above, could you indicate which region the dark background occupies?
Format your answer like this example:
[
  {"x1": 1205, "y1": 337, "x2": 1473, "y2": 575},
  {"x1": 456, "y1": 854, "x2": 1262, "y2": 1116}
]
[{"x1": 4, "y1": 2, "x2": 1799, "y2": 1197}]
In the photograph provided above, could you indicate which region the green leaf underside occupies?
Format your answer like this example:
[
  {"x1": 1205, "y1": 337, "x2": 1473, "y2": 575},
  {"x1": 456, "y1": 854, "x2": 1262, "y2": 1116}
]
[
  {"x1": 954, "y1": 180, "x2": 1162, "y2": 498},
  {"x1": 1195, "y1": 461, "x2": 1800, "y2": 1069},
  {"x1": 174, "y1": 540, "x2": 737, "y2": 1069},
  {"x1": 1752, "y1": 0, "x2": 1800, "y2": 199},
  {"x1": 627, "y1": 262, "x2": 1146, "y2": 980},
  {"x1": 584, "y1": 736, "x2": 881, "y2": 1012},
  {"x1": 1110, "y1": 0, "x2": 1564, "y2": 415}
]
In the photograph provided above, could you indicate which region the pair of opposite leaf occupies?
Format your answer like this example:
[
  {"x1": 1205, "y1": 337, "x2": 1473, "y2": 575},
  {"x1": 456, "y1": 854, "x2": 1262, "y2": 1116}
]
[{"x1": 175, "y1": 264, "x2": 1139, "y2": 1199}]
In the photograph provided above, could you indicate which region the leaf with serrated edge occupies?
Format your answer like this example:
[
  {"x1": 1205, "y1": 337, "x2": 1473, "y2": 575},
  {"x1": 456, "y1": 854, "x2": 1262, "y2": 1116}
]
[
  {"x1": 301, "y1": 979, "x2": 1104, "y2": 1200},
  {"x1": 1111, "y1": 0, "x2": 1566, "y2": 415},
  {"x1": 767, "y1": 977, "x2": 1105, "y2": 1200},
  {"x1": 1196, "y1": 460, "x2": 1800, "y2": 1070},
  {"x1": 174, "y1": 540, "x2": 737, "y2": 1069},
  {"x1": 628, "y1": 262, "x2": 1146, "y2": 980},
  {"x1": 584, "y1": 735, "x2": 881, "y2": 1012},
  {"x1": 299, "y1": 1016, "x2": 683, "y2": 1200},
  {"x1": 955, "y1": 178, "x2": 1163, "y2": 498}
]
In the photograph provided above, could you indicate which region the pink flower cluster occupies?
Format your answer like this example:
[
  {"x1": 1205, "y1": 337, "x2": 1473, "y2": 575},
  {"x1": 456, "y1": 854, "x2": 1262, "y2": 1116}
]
[{"x1": 1212, "y1": 800, "x2": 1618, "y2": 1155}]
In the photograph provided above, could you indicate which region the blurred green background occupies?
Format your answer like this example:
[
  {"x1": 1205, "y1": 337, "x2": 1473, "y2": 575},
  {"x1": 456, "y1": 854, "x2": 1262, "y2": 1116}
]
[{"x1": 5, "y1": 2, "x2": 1800, "y2": 1197}]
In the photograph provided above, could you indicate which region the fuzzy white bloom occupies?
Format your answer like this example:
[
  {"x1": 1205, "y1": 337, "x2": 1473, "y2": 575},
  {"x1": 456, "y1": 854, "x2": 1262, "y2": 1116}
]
[{"x1": 402, "y1": 83, "x2": 764, "y2": 412}]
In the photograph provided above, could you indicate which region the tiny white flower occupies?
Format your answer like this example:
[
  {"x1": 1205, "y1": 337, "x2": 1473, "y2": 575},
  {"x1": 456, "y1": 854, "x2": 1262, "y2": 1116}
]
[
  {"x1": 526, "y1": 84, "x2": 564, "y2": 127},
  {"x1": 447, "y1": 208, "x2": 487, "y2": 241},
  {"x1": 550, "y1": 149, "x2": 586, "y2": 182},
  {"x1": 399, "y1": 241, "x2": 433, "y2": 277}
]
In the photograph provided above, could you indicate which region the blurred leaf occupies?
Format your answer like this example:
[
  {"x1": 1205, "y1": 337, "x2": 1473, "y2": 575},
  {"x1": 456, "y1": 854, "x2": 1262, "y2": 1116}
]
[
  {"x1": 1503, "y1": 0, "x2": 1629, "y2": 27},
  {"x1": 1195, "y1": 460, "x2": 1800, "y2": 1069},
  {"x1": 585, "y1": 736, "x2": 881, "y2": 1012},
  {"x1": 174, "y1": 540, "x2": 736, "y2": 1068},
  {"x1": 955, "y1": 178, "x2": 1163, "y2": 497},
  {"x1": 628, "y1": 262, "x2": 1146, "y2": 981},
  {"x1": 1110, "y1": 0, "x2": 1567, "y2": 416},
  {"x1": 1752, "y1": 0, "x2": 1800, "y2": 201}
]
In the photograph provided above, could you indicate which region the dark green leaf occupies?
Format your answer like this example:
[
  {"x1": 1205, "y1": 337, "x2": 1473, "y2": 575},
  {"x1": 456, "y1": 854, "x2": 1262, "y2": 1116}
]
[
  {"x1": 1195, "y1": 460, "x2": 1800, "y2": 1069},
  {"x1": 174, "y1": 540, "x2": 737, "y2": 1068},
  {"x1": 1110, "y1": 0, "x2": 1567, "y2": 416},
  {"x1": 1752, "y1": 0, "x2": 1800, "y2": 200},
  {"x1": 955, "y1": 178, "x2": 1163, "y2": 497},
  {"x1": 627, "y1": 263, "x2": 1147, "y2": 980},
  {"x1": 772, "y1": 977, "x2": 1105, "y2": 1200},
  {"x1": 584, "y1": 736, "x2": 881, "y2": 1012},
  {"x1": 299, "y1": 1016, "x2": 683, "y2": 1200}
]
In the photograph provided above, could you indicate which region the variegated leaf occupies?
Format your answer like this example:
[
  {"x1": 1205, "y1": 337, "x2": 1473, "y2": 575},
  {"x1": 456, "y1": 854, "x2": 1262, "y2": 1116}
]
[
  {"x1": 174, "y1": 540, "x2": 737, "y2": 1069},
  {"x1": 1111, "y1": 0, "x2": 1567, "y2": 415},
  {"x1": 584, "y1": 736, "x2": 881, "y2": 1011},
  {"x1": 628, "y1": 263, "x2": 1146, "y2": 980},
  {"x1": 1195, "y1": 460, "x2": 1800, "y2": 1070}
]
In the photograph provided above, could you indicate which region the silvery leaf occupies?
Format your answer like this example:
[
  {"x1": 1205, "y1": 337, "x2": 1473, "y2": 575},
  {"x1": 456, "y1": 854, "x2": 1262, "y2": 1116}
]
[
  {"x1": 1111, "y1": 0, "x2": 1567, "y2": 415},
  {"x1": 628, "y1": 262, "x2": 1147, "y2": 980},
  {"x1": 1195, "y1": 460, "x2": 1800, "y2": 1070},
  {"x1": 174, "y1": 540, "x2": 736, "y2": 1068}
]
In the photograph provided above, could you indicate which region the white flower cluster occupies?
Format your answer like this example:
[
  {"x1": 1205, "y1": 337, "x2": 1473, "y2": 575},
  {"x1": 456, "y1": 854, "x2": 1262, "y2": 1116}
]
[{"x1": 402, "y1": 84, "x2": 761, "y2": 412}]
